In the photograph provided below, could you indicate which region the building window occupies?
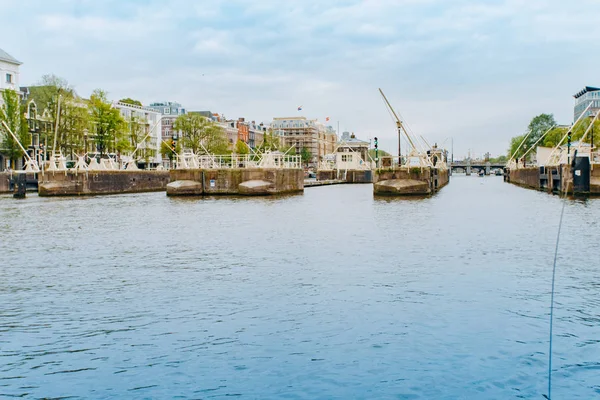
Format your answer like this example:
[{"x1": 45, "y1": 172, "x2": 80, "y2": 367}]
[
  {"x1": 164, "y1": 108, "x2": 170, "y2": 114},
  {"x1": 6, "y1": 73, "x2": 13, "y2": 83},
  {"x1": 342, "y1": 154, "x2": 353, "y2": 162}
]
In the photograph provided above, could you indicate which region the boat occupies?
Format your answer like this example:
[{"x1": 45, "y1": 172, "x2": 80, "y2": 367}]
[{"x1": 478, "y1": 169, "x2": 485, "y2": 177}]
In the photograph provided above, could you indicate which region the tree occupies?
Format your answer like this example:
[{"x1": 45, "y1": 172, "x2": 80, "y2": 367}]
[
  {"x1": 301, "y1": 147, "x2": 312, "y2": 166},
  {"x1": 119, "y1": 98, "x2": 142, "y2": 107},
  {"x1": 257, "y1": 128, "x2": 280, "y2": 152},
  {"x1": 234, "y1": 139, "x2": 250, "y2": 155},
  {"x1": 542, "y1": 126, "x2": 568, "y2": 148},
  {"x1": 507, "y1": 113, "x2": 557, "y2": 161},
  {"x1": 489, "y1": 155, "x2": 508, "y2": 163},
  {"x1": 27, "y1": 74, "x2": 79, "y2": 155},
  {"x1": 160, "y1": 139, "x2": 182, "y2": 163},
  {"x1": 508, "y1": 134, "x2": 526, "y2": 160},
  {"x1": 527, "y1": 113, "x2": 556, "y2": 144},
  {"x1": 280, "y1": 145, "x2": 296, "y2": 155},
  {"x1": 88, "y1": 89, "x2": 127, "y2": 157},
  {"x1": 173, "y1": 114, "x2": 228, "y2": 154},
  {"x1": 0, "y1": 89, "x2": 29, "y2": 168},
  {"x1": 368, "y1": 149, "x2": 391, "y2": 160}
]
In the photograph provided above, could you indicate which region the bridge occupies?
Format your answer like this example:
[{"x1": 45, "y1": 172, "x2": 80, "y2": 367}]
[{"x1": 450, "y1": 160, "x2": 506, "y2": 175}]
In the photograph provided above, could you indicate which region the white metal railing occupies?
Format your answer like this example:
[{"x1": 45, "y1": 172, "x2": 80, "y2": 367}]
[
  {"x1": 376, "y1": 153, "x2": 448, "y2": 170},
  {"x1": 176, "y1": 152, "x2": 302, "y2": 170}
]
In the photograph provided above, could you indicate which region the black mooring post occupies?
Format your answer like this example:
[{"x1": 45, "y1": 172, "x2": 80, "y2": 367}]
[{"x1": 13, "y1": 173, "x2": 26, "y2": 198}]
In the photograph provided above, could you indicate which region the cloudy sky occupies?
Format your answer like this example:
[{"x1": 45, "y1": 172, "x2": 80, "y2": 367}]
[{"x1": 1, "y1": 0, "x2": 599, "y2": 158}]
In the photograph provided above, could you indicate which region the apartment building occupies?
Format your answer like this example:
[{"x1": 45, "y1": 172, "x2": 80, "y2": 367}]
[{"x1": 270, "y1": 116, "x2": 337, "y2": 165}]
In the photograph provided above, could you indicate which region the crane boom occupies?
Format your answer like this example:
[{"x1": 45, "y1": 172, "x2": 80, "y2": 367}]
[{"x1": 378, "y1": 88, "x2": 417, "y2": 150}]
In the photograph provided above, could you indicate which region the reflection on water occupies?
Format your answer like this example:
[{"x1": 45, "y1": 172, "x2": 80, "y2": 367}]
[{"x1": 1, "y1": 176, "x2": 599, "y2": 399}]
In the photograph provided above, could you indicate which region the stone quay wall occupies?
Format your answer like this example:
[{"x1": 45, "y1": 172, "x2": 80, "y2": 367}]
[
  {"x1": 167, "y1": 168, "x2": 304, "y2": 196},
  {"x1": 506, "y1": 167, "x2": 540, "y2": 190},
  {"x1": 316, "y1": 170, "x2": 373, "y2": 183},
  {"x1": 38, "y1": 170, "x2": 170, "y2": 196},
  {"x1": 0, "y1": 172, "x2": 10, "y2": 193},
  {"x1": 374, "y1": 167, "x2": 449, "y2": 189}
]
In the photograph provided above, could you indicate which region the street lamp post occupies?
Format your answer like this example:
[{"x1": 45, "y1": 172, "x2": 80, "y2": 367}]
[
  {"x1": 84, "y1": 130, "x2": 88, "y2": 161},
  {"x1": 590, "y1": 113, "x2": 596, "y2": 162}
]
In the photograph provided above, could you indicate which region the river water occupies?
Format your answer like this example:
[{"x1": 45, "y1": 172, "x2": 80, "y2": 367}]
[{"x1": 1, "y1": 175, "x2": 599, "y2": 399}]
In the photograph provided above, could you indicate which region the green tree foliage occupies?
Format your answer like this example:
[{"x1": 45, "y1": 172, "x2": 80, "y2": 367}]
[
  {"x1": 119, "y1": 98, "x2": 143, "y2": 107},
  {"x1": 507, "y1": 113, "x2": 557, "y2": 160},
  {"x1": 88, "y1": 89, "x2": 127, "y2": 156},
  {"x1": 488, "y1": 155, "x2": 508, "y2": 163},
  {"x1": 281, "y1": 145, "x2": 296, "y2": 155},
  {"x1": 528, "y1": 113, "x2": 556, "y2": 143},
  {"x1": 27, "y1": 74, "x2": 86, "y2": 155},
  {"x1": 368, "y1": 149, "x2": 391, "y2": 160},
  {"x1": 257, "y1": 129, "x2": 281, "y2": 152},
  {"x1": 541, "y1": 126, "x2": 568, "y2": 148},
  {"x1": 301, "y1": 147, "x2": 312, "y2": 166},
  {"x1": 508, "y1": 134, "x2": 526, "y2": 159},
  {"x1": 570, "y1": 117, "x2": 600, "y2": 144},
  {"x1": 0, "y1": 89, "x2": 29, "y2": 168},
  {"x1": 234, "y1": 139, "x2": 250, "y2": 155},
  {"x1": 173, "y1": 114, "x2": 228, "y2": 154},
  {"x1": 160, "y1": 139, "x2": 182, "y2": 160}
]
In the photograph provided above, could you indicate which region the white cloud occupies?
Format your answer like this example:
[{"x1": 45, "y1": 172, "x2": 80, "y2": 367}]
[{"x1": 1, "y1": 0, "x2": 599, "y2": 156}]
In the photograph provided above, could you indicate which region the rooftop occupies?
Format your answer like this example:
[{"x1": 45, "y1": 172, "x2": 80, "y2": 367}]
[
  {"x1": 573, "y1": 86, "x2": 600, "y2": 99},
  {"x1": 0, "y1": 48, "x2": 22, "y2": 65}
]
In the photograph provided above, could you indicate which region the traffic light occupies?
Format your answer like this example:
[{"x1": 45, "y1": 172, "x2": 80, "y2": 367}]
[
  {"x1": 374, "y1": 137, "x2": 378, "y2": 149},
  {"x1": 567, "y1": 131, "x2": 572, "y2": 145},
  {"x1": 170, "y1": 139, "x2": 176, "y2": 152}
]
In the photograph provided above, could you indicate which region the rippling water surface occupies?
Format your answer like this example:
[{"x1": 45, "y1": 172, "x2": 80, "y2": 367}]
[{"x1": 1, "y1": 175, "x2": 599, "y2": 399}]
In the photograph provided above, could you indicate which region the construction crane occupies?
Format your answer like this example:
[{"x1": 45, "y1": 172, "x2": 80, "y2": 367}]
[{"x1": 378, "y1": 88, "x2": 418, "y2": 158}]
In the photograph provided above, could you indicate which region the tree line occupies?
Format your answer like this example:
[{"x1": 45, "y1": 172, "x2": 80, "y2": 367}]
[
  {"x1": 508, "y1": 113, "x2": 600, "y2": 161},
  {"x1": 0, "y1": 73, "x2": 314, "y2": 168}
]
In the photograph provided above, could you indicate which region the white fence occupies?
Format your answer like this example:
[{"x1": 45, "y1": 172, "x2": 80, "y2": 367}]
[{"x1": 176, "y1": 152, "x2": 302, "y2": 170}]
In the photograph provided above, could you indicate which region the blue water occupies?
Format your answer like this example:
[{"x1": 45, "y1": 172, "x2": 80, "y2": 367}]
[{"x1": 1, "y1": 176, "x2": 599, "y2": 399}]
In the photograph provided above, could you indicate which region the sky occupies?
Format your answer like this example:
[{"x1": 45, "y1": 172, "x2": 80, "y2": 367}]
[{"x1": 1, "y1": 0, "x2": 599, "y2": 158}]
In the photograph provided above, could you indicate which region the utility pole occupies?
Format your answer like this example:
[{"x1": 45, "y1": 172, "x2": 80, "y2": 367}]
[{"x1": 398, "y1": 126, "x2": 402, "y2": 165}]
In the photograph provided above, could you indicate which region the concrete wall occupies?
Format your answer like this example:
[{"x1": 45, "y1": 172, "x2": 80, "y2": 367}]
[
  {"x1": 0, "y1": 172, "x2": 10, "y2": 193},
  {"x1": 590, "y1": 165, "x2": 600, "y2": 195},
  {"x1": 168, "y1": 168, "x2": 304, "y2": 196},
  {"x1": 317, "y1": 170, "x2": 373, "y2": 183},
  {"x1": 506, "y1": 167, "x2": 540, "y2": 190},
  {"x1": 374, "y1": 166, "x2": 449, "y2": 195},
  {"x1": 39, "y1": 170, "x2": 170, "y2": 196},
  {"x1": 375, "y1": 167, "x2": 449, "y2": 187}
]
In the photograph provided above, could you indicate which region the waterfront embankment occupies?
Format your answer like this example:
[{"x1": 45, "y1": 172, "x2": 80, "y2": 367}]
[{"x1": 38, "y1": 170, "x2": 170, "y2": 196}]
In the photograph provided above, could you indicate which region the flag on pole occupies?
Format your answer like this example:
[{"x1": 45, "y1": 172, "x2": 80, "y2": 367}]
[{"x1": 297, "y1": 106, "x2": 302, "y2": 111}]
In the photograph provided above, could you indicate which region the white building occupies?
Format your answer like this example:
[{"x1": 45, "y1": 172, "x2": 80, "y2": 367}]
[
  {"x1": 112, "y1": 101, "x2": 163, "y2": 167},
  {"x1": 147, "y1": 101, "x2": 186, "y2": 142},
  {"x1": 0, "y1": 48, "x2": 21, "y2": 96},
  {"x1": 336, "y1": 132, "x2": 371, "y2": 170},
  {"x1": 573, "y1": 86, "x2": 600, "y2": 122},
  {"x1": 270, "y1": 117, "x2": 337, "y2": 165}
]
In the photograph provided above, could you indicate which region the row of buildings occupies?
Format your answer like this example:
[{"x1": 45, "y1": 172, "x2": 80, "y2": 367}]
[{"x1": 0, "y1": 47, "x2": 339, "y2": 170}]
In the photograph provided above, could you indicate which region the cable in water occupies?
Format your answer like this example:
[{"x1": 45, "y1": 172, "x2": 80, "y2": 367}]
[{"x1": 544, "y1": 190, "x2": 568, "y2": 400}]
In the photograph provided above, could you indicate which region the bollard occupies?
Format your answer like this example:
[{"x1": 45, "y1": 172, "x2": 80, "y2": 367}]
[{"x1": 13, "y1": 173, "x2": 26, "y2": 198}]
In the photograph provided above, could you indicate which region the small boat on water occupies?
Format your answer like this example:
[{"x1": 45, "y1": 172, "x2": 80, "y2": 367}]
[{"x1": 478, "y1": 169, "x2": 485, "y2": 177}]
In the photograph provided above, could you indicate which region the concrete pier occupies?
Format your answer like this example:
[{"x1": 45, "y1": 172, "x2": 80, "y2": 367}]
[
  {"x1": 316, "y1": 169, "x2": 373, "y2": 183},
  {"x1": 373, "y1": 166, "x2": 449, "y2": 195},
  {"x1": 506, "y1": 161, "x2": 600, "y2": 195},
  {"x1": 39, "y1": 170, "x2": 170, "y2": 196},
  {"x1": 167, "y1": 168, "x2": 304, "y2": 196}
]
